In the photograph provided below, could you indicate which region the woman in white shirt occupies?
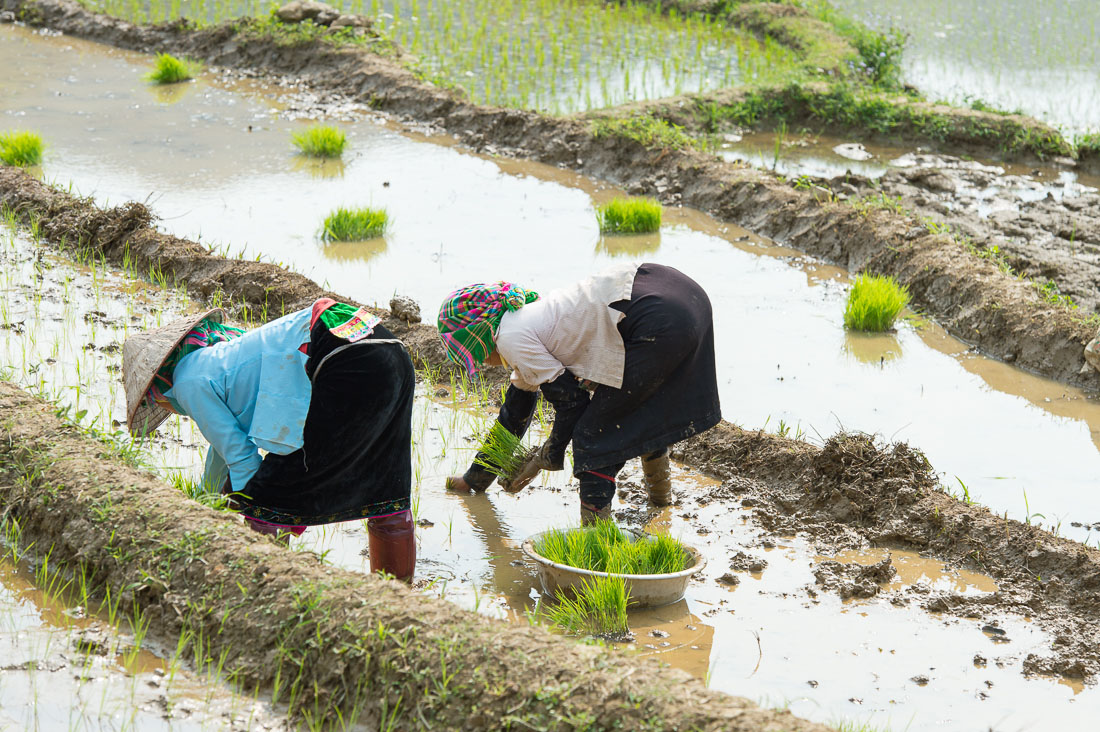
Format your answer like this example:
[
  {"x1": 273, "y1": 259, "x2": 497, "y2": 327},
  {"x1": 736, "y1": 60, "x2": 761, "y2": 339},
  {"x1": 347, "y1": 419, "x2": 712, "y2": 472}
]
[{"x1": 438, "y1": 262, "x2": 720, "y2": 524}]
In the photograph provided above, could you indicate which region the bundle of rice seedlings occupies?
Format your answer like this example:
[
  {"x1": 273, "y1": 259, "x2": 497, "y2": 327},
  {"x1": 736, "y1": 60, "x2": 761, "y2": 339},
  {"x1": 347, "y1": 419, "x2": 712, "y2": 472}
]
[
  {"x1": 545, "y1": 576, "x2": 630, "y2": 638},
  {"x1": 292, "y1": 124, "x2": 347, "y2": 158},
  {"x1": 321, "y1": 207, "x2": 389, "y2": 241},
  {"x1": 595, "y1": 197, "x2": 662, "y2": 234},
  {"x1": 473, "y1": 421, "x2": 528, "y2": 483},
  {"x1": 534, "y1": 518, "x2": 689, "y2": 575},
  {"x1": 145, "y1": 53, "x2": 199, "y2": 84},
  {"x1": 0, "y1": 131, "x2": 44, "y2": 167},
  {"x1": 844, "y1": 273, "x2": 910, "y2": 332}
]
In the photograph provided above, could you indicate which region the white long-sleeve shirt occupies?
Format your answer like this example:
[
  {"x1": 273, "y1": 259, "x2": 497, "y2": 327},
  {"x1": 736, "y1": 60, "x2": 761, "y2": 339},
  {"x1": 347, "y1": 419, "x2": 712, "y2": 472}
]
[{"x1": 495, "y1": 262, "x2": 640, "y2": 392}]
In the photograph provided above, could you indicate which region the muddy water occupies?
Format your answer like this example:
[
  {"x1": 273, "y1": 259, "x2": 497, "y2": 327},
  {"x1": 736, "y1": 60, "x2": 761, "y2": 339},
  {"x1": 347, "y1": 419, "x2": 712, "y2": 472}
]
[
  {"x1": 7, "y1": 24, "x2": 1100, "y2": 541},
  {"x1": 0, "y1": 554, "x2": 290, "y2": 730},
  {"x1": 828, "y1": 0, "x2": 1100, "y2": 135},
  {"x1": 4, "y1": 203, "x2": 1099, "y2": 731}
]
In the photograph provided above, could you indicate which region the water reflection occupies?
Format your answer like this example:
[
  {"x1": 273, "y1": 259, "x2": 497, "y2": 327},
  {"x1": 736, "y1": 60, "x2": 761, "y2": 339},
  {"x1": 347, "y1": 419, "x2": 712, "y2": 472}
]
[
  {"x1": 320, "y1": 237, "x2": 388, "y2": 263},
  {"x1": 843, "y1": 330, "x2": 904, "y2": 365}
]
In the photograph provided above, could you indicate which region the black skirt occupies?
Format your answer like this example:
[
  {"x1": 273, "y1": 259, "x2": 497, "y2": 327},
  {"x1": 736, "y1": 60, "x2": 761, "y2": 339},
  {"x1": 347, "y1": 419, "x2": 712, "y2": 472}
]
[
  {"x1": 236, "y1": 321, "x2": 414, "y2": 526},
  {"x1": 571, "y1": 263, "x2": 721, "y2": 472}
]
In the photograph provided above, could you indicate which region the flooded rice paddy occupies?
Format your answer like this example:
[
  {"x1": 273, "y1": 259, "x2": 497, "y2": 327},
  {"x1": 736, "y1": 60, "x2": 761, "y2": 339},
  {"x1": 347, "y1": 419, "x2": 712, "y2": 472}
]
[
  {"x1": 6, "y1": 24, "x2": 1100, "y2": 543},
  {"x1": 2, "y1": 222, "x2": 1096, "y2": 732},
  {"x1": 80, "y1": 0, "x2": 797, "y2": 113},
  {"x1": 827, "y1": 0, "x2": 1100, "y2": 135}
]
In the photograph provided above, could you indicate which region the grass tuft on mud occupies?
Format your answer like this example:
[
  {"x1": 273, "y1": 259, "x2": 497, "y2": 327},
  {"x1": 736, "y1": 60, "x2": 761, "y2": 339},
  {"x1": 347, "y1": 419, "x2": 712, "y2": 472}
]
[
  {"x1": 321, "y1": 206, "x2": 388, "y2": 241},
  {"x1": 592, "y1": 114, "x2": 694, "y2": 151},
  {"x1": 545, "y1": 576, "x2": 630, "y2": 638},
  {"x1": 596, "y1": 197, "x2": 662, "y2": 235},
  {"x1": 844, "y1": 274, "x2": 909, "y2": 332},
  {"x1": 291, "y1": 124, "x2": 347, "y2": 158},
  {"x1": 145, "y1": 53, "x2": 199, "y2": 84},
  {"x1": 0, "y1": 131, "x2": 45, "y2": 167}
]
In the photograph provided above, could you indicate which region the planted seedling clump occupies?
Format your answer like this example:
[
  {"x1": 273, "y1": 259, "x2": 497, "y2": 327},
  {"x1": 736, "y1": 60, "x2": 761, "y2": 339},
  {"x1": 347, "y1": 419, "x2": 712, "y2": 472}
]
[
  {"x1": 844, "y1": 273, "x2": 910, "y2": 332},
  {"x1": 321, "y1": 207, "x2": 389, "y2": 241},
  {"x1": 145, "y1": 54, "x2": 199, "y2": 84},
  {"x1": 596, "y1": 197, "x2": 662, "y2": 234},
  {"x1": 545, "y1": 576, "x2": 630, "y2": 639},
  {"x1": 0, "y1": 131, "x2": 44, "y2": 167},
  {"x1": 292, "y1": 124, "x2": 347, "y2": 158}
]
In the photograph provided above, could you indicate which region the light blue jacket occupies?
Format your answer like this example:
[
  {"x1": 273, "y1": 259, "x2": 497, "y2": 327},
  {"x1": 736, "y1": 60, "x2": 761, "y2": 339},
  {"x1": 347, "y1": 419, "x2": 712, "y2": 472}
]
[{"x1": 165, "y1": 307, "x2": 313, "y2": 493}]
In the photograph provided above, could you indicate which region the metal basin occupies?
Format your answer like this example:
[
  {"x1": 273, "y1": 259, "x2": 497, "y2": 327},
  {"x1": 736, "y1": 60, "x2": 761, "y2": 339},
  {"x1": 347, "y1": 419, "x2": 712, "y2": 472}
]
[{"x1": 521, "y1": 530, "x2": 707, "y2": 609}]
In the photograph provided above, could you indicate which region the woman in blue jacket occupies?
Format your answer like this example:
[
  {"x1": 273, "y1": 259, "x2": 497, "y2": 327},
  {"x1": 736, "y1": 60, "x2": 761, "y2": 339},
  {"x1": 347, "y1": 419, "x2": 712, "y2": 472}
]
[{"x1": 123, "y1": 299, "x2": 416, "y2": 580}]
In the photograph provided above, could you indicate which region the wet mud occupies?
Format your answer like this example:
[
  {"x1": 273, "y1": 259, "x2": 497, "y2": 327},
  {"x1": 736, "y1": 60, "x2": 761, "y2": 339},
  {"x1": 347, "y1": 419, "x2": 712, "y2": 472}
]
[
  {"x1": 0, "y1": 381, "x2": 831, "y2": 732},
  {"x1": 4, "y1": 0, "x2": 1099, "y2": 393}
]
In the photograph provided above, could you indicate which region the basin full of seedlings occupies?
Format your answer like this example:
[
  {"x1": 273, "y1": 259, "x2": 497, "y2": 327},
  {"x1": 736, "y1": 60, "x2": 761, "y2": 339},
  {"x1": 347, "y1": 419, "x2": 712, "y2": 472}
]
[{"x1": 523, "y1": 520, "x2": 705, "y2": 609}]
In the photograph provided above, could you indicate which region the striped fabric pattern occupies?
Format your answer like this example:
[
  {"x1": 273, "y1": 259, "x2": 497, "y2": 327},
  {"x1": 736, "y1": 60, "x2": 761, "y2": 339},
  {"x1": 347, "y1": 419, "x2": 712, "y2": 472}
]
[{"x1": 437, "y1": 282, "x2": 538, "y2": 373}]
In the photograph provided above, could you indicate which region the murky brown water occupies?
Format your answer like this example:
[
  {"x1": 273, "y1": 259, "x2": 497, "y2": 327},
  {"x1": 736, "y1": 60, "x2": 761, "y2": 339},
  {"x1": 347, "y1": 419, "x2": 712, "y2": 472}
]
[
  {"x1": 4, "y1": 216, "x2": 1098, "y2": 730},
  {"x1": 0, "y1": 553, "x2": 290, "y2": 730},
  {"x1": 5, "y1": 24, "x2": 1100, "y2": 544}
]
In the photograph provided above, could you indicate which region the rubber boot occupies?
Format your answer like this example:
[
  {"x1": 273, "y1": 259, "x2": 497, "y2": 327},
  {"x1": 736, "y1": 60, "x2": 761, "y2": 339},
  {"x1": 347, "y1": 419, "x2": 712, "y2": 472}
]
[
  {"x1": 367, "y1": 510, "x2": 416, "y2": 583},
  {"x1": 642, "y1": 449, "x2": 673, "y2": 507},
  {"x1": 580, "y1": 502, "x2": 612, "y2": 526}
]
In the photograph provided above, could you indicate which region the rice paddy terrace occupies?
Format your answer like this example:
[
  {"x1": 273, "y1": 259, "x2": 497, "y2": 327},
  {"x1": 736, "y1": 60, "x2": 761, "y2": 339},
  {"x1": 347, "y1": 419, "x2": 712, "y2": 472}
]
[{"x1": 2, "y1": 0, "x2": 1099, "y2": 730}]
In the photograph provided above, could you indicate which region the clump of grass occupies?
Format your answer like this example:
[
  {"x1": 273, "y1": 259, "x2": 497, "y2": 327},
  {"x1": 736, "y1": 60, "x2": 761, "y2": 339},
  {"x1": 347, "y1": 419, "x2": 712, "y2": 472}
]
[
  {"x1": 545, "y1": 576, "x2": 630, "y2": 638},
  {"x1": 145, "y1": 53, "x2": 199, "y2": 84},
  {"x1": 0, "y1": 131, "x2": 44, "y2": 167},
  {"x1": 595, "y1": 197, "x2": 662, "y2": 235},
  {"x1": 535, "y1": 519, "x2": 690, "y2": 575},
  {"x1": 321, "y1": 206, "x2": 389, "y2": 241},
  {"x1": 292, "y1": 124, "x2": 347, "y2": 158},
  {"x1": 473, "y1": 421, "x2": 527, "y2": 482},
  {"x1": 592, "y1": 115, "x2": 694, "y2": 151},
  {"x1": 843, "y1": 274, "x2": 910, "y2": 332}
]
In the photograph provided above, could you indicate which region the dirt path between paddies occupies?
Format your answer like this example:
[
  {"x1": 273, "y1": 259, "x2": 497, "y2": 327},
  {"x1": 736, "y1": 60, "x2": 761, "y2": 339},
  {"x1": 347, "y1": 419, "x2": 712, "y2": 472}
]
[
  {"x1": 4, "y1": 0, "x2": 1098, "y2": 392},
  {"x1": 4, "y1": 167, "x2": 1100, "y2": 683},
  {"x1": 0, "y1": 381, "x2": 837, "y2": 731}
]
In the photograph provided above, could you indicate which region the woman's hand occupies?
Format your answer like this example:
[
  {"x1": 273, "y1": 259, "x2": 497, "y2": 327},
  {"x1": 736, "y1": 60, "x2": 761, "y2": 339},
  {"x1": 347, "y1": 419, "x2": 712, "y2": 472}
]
[{"x1": 500, "y1": 443, "x2": 562, "y2": 494}]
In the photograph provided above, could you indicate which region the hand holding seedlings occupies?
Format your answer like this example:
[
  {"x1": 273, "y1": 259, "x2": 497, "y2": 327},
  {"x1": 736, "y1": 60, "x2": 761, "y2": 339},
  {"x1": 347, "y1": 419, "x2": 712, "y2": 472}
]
[{"x1": 435, "y1": 263, "x2": 719, "y2": 523}]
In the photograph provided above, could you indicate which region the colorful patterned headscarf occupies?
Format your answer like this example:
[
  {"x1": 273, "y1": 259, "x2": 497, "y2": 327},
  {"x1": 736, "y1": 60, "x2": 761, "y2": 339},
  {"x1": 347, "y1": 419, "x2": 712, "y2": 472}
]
[
  {"x1": 437, "y1": 282, "x2": 538, "y2": 373},
  {"x1": 146, "y1": 318, "x2": 246, "y2": 405}
]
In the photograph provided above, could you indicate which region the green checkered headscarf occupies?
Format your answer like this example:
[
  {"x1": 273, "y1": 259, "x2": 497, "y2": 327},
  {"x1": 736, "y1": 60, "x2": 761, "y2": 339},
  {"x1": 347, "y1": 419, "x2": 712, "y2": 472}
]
[{"x1": 437, "y1": 282, "x2": 538, "y2": 373}]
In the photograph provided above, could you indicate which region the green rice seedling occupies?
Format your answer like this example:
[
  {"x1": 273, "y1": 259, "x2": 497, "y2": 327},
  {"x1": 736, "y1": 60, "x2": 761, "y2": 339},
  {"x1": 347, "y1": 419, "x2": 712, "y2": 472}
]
[
  {"x1": 145, "y1": 53, "x2": 199, "y2": 84},
  {"x1": 321, "y1": 207, "x2": 389, "y2": 241},
  {"x1": 545, "y1": 575, "x2": 629, "y2": 638},
  {"x1": 0, "y1": 131, "x2": 44, "y2": 167},
  {"x1": 291, "y1": 124, "x2": 347, "y2": 158},
  {"x1": 843, "y1": 274, "x2": 910, "y2": 332},
  {"x1": 472, "y1": 421, "x2": 527, "y2": 482},
  {"x1": 535, "y1": 518, "x2": 690, "y2": 575},
  {"x1": 595, "y1": 197, "x2": 662, "y2": 235}
]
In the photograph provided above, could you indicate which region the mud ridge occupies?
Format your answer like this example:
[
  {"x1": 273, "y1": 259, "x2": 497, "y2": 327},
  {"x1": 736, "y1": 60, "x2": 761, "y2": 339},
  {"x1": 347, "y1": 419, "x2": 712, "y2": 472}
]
[
  {"x1": 5, "y1": 0, "x2": 1096, "y2": 391},
  {"x1": 674, "y1": 425, "x2": 1100, "y2": 681},
  {"x1": 0, "y1": 381, "x2": 835, "y2": 730}
]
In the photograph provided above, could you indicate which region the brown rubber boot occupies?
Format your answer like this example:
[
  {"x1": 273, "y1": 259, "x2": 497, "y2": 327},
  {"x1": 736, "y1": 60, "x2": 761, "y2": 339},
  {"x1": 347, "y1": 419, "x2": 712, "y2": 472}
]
[
  {"x1": 580, "y1": 502, "x2": 612, "y2": 526},
  {"x1": 367, "y1": 510, "x2": 416, "y2": 582},
  {"x1": 642, "y1": 449, "x2": 673, "y2": 507}
]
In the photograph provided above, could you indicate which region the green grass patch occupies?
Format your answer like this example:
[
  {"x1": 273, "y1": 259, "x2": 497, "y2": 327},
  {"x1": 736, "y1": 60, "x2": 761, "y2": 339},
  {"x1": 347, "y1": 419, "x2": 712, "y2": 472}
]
[
  {"x1": 595, "y1": 197, "x2": 662, "y2": 235},
  {"x1": 292, "y1": 124, "x2": 348, "y2": 158},
  {"x1": 545, "y1": 576, "x2": 629, "y2": 638},
  {"x1": 321, "y1": 206, "x2": 389, "y2": 241},
  {"x1": 473, "y1": 421, "x2": 528, "y2": 482},
  {"x1": 591, "y1": 115, "x2": 694, "y2": 151},
  {"x1": 535, "y1": 519, "x2": 690, "y2": 575},
  {"x1": 0, "y1": 131, "x2": 44, "y2": 167},
  {"x1": 145, "y1": 53, "x2": 199, "y2": 84},
  {"x1": 844, "y1": 274, "x2": 910, "y2": 332},
  {"x1": 1075, "y1": 132, "x2": 1100, "y2": 160}
]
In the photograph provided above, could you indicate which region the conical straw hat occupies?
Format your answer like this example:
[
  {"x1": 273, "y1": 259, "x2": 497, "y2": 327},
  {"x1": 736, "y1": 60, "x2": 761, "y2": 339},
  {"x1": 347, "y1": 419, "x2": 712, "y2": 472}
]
[{"x1": 123, "y1": 308, "x2": 225, "y2": 437}]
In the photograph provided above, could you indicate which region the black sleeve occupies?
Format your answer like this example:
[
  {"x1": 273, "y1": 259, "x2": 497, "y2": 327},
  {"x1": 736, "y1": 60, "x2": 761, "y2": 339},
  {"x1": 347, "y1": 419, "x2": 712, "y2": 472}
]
[
  {"x1": 462, "y1": 385, "x2": 539, "y2": 490},
  {"x1": 538, "y1": 371, "x2": 591, "y2": 468}
]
